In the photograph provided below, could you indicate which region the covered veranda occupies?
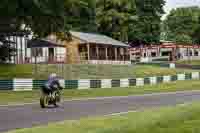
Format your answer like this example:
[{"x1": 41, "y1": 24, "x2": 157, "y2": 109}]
[
  {"x1": 27, "y1": 39, "x2": 66, "y2": 64},
  {"x1": 70, "y1": 31, "x2": 130, "y2": 65},
  {"x1": 79, "y1": 43, "x2": 130, "y2": 61}
]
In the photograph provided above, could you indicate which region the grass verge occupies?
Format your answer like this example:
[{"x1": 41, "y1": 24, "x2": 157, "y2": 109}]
[
  {"x1": 1, "y1": 80, "x2": 200, "y2": 105},
  {"x1": 6, "y1": 102, "x2": 200, "y2": 133},
  {"x1": 0, "y1": 64, "x2": 198, "y2": 79},
  {"x1": 177, "y1": 60, "x2": 200, "y2": 66}
]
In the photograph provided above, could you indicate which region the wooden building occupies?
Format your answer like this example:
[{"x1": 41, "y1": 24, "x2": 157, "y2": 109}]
[{"x1": 27, "y1": 31, "x2": 130, "y2": 65}]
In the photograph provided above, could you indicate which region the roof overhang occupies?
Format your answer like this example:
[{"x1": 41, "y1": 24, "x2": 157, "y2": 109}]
[
  {"x1": 70, "y1": 31, "x2": 129, "y2": 47},
  {"x1": 27, "y1": 39, "x2": 65, "y2": 48},
  {"x1": 79, "y1": 42, "x2": 130, "y2": 47}
]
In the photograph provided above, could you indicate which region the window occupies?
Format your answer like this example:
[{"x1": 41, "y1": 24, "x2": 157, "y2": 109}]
[
  {"x1": 177, "y1": 53, "x2": 182, "y2": 59},
  {"x1": 184, "y1": 50, "x2": 188, "y2": 56},
  {"x1": 184, "y1": 50, "x2": 194, "y2": 56},
  {"x1": 31, "y1": 48, "x2": 43, "y2": 57},
  {"x1": 135, "y1": 52, "x2": 140, "y2": 57},
  {"x1": 151, "y1": 52, "x2": 156, "y2": 57},
  {"x1": 194, "y1": 50, "x2": 199, "y2": 56},
  {"x1": 162, "y1": 52, "x2": 171, "y2": 56},
  {"x1": 190, "y1": 50, "x2": 193, "y2": 56},
  {"x1": 144, "y1": 53, "x2": 147, "y2": 57}
]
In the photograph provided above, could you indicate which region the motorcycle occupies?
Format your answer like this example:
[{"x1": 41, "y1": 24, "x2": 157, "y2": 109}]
[{"x1": 40, "y1": 84, "x2": 62, "y2": 108}]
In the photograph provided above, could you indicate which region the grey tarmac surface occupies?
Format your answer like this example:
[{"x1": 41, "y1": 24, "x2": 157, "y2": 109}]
[{"x1": 1, "y1": 90, "x2": 200, "y2": 132}]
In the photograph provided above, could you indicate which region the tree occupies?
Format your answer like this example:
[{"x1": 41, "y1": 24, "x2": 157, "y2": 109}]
[
  {"x1": 0, "y1": 0, "x2": 69, "y2": 63},
  {"x1": 175, "y1": 34, "x2": 192, "y2": 44},
  {"x1": 192, "y1": 16, "x2": 200, "y2": 44},
  {"x1": 0, "y1": 0, "x2": 69, "y2": 38},
  {"x1": 96, "y1": 0, "x2": 137, "y2": 42},
  {"x1": 164, "y1": 6, "x2": 200, "y2": 44},
  {"x1": 64, "y1": 0, "x2": 97, "y2": 33},
  {"x1": 132, "y1": 0, "x2": 165, "y2": 44},
  {"x1": 164, "y1": 7, "x2": 200, "y2": 62},
  {"x1": 0, "y1": 38, "x2": 16, "y2": 63}
]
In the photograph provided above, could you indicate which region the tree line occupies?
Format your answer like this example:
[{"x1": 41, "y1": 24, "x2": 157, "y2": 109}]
[
  {"x1": 163, "y1": 6, "x2": 200, "y2": 44},
  {"x1": 1, "y1": 0, "x2": 200, "y2": 44},
  {"x1": 0, "y1": 0, "x2": 200, "y2": 62},
  {"x1": 0, "y1": 0, "x2": 165, "y2": 44}
]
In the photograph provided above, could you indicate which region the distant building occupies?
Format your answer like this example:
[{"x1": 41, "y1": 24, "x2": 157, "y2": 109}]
[
  {"x1": 129, "y1": 41, "x2": 200, "y2": 63},
  {"x1": 27, "y1": 31, "x2": 131, "y2": 65},
  {"x1": 0, "y1": 31, "x2": 31, "y2": 64}
]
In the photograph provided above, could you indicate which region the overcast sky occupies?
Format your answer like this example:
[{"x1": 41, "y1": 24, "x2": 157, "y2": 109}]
[{"x1": 163, "y1": 0, "x2": 200, "y2": 19}]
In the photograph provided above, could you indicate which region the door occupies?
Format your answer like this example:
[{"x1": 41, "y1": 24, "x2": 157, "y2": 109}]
[{"x1": 49, "y1": 48, "x2": 54, "y2": 62}]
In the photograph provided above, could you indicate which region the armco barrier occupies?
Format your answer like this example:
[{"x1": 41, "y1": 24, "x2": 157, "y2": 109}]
[
  {"x1": 185, "y1": 73, "x2": 192, "y2": 80},
  {"x1": 192, "y1": 72, "x2": 199, "y2": 79},
  {"x1": 65, "y1": 80, "x2": 78, "y2": 89},
  {"x1": 0, "y1": 72, "x2": 199, "y2": 91},
  {"x1": 150, "y1": 77, "x2": 157, "y2": 85},
  {"x1": 112, "y1": 80, "x2": 120, "y2": 87},
  {"x1": 120, "y1": 79, "x2": 129, "y2": 88},
  {"x1": 0, "y1": 80, "x2": 13, "y2": 90},
  {"x1": 33, "y1": 80, "x2": 46, "y2": 90},
  {"x1": 163, "y1": 76, "x2": 171, "y2": 83},
  {"x1": 13, "y1": 79, "x2": 32, "y2": 91},
  {"x1": 90, "y1": 80, "x2": 101, "y2": 88},
  {"x1": 101, "y1": 79, "x2": 112, "y2": 88}
]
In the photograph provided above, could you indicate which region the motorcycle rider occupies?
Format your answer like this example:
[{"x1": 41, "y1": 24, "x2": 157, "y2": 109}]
[{"x1": 42, "y1": 73, "x2": 63, "y2": 97}]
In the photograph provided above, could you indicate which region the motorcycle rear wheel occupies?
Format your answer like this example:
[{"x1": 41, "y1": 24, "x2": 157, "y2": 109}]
[{"x1": 40, "y1": 94, "x2": 49, "y2": 108}]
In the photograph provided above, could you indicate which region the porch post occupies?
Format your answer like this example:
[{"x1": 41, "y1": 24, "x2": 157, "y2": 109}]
[
  {"x1": 55, "y1": 48, "x2": 57, "y2": 63},
  {"x1": 96, "y1": 45, "x2": 99, "y2": 60},
  {"x1": 87, "y1": 43, "x2": 90, "y2": 60},
  {"x1": 123, "y1": 48, "x2": 125, "y2": 61},
  {"x1": 15, "y1": 36, "x2": 18, "y2": 64},
  {"x1": 13, "y1": 36, "x2": 16, "y2": 64},
  {"x1": 20, "y1": 37, "x2": 23, "y2": 64},
  {"x1": 25, "y1": 36, "x2": 27, "y2": 63},
  {"x1": 105, "y1": 46, "x2": 108, "y2": 60},
  {"x1": 115, "y1": 47, "x2": 118, "y2": 60},
  {"x1": 34, "y1": 48, "x2": 38, "y2": 77}
]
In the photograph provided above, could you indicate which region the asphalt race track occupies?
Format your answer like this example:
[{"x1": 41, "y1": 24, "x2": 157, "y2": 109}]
[{"x1": 1, "y1": 90, "x2": 200, "y2": 132}]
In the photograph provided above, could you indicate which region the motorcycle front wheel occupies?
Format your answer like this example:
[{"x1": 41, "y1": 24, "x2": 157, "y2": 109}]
[{"x1": 54, "y1": 91, "x2": 61, "y2": 107}]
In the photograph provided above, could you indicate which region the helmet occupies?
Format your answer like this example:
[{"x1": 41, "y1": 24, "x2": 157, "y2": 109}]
[{"x1": 49, "y1": 73, "x2": 57, "y2": 79}]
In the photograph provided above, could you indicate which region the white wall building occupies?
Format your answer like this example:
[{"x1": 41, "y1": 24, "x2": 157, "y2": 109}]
[{"x1": 129, "y1": 43, "x2": 200, "y2": 63}]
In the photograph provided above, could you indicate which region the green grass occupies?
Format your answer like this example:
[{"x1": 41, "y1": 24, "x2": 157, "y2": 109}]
[
  {"x1": 177, "y1": 60, "x2": 200, "y2": 66},
  {"x1": 0, "y1": 64, "x2": 198, "y2": 79},
  {"x1": 1, "y1": 80, "x2": 200, "y2": 105},
  {"x1": 130, "y1": 65, "x2": 196, "y2": 78},
  {"x1": 0, "y1": 64, "x2": 33, "y2": 79},
  {"x1": 6, "y1": 102, "x2": 200, "y2": 133}
]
